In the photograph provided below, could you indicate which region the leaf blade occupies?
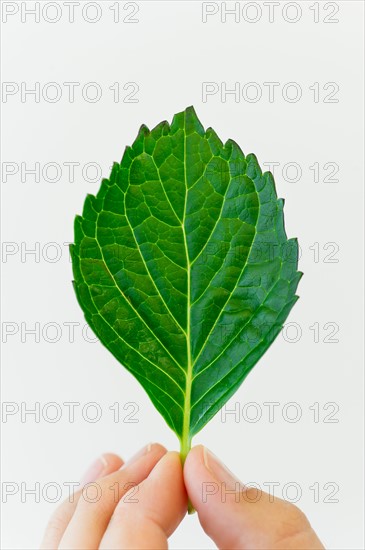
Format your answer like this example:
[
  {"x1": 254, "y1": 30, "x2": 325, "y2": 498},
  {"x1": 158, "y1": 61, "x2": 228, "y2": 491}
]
[{"x1": 71, "y1": 106, "x2": 301, "y2": 445}]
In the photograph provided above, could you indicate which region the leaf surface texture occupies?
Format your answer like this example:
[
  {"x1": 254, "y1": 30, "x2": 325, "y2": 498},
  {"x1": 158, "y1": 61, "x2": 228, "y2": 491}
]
[{"x1": 71, "y1": 107, "x2": 301, "y2": 443}]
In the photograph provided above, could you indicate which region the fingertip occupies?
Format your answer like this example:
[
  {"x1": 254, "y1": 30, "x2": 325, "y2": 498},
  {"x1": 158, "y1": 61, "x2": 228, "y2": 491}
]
[
  {"x1": 166, "y1": 450, "x2": 183, "y2": 465},
  {"x1": 184, "y1": 444, "x2": 205, "y2": 466},
  {"x1": 142, "y1": 443, "x2": 168, "y2": 466},
  {"x1": 101, "y1": 453, "x2": 124, "y2": 470},
  {"x1": 150, "y1": 451, "x2": 185, "y2": 485},
  {"x1": 80, "y1": 452, "x2": 125, "y2": 485},
  {"x1": 149, "y1": 442, "x2": 168, "y2": 456},
  {"x1": 142, "y1": 451, "x2": 187, "y2": 534},
  {"x1": 117, "y1": 443, "x2": 167, "y2": 476},
  {"x1": 183, "y1": 445, "x2": 208, "y2": 487},
  {"x1": 103, "y1": 450, "x2": 187, "y2": 547}
]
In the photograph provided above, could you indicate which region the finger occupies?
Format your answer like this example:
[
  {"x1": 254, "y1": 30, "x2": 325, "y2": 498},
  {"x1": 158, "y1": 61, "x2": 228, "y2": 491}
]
[
  {"x1": 100, "y1": 451, "x2": 187, "y2": 549},
  {"x1": 59, "y1": 443, "x2": 166, "y2": 549},
  {"x1": 40, "y1": 453, "x2": 124, "y2": 549},
  {"x1": 184, "y1": 446, "x2": 324, "y2": 550}
]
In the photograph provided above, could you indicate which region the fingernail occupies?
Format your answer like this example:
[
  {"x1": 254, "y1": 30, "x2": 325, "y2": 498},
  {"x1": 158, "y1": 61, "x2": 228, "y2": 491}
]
[
  {"x1": 121, "y1": 443, "x2": 153, "y2": 469},
  {"x1": 80, "y1": 455, "x2": 108, "y2": 485},
  {"x1": 203, "y1": 447, "x2": 244, "y2": 491}
]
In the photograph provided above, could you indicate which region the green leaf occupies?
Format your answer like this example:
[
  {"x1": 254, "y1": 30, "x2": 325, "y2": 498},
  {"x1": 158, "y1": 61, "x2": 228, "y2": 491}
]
[{"x1": 71, "y1": 106, "x2": 301, "y2": 457}]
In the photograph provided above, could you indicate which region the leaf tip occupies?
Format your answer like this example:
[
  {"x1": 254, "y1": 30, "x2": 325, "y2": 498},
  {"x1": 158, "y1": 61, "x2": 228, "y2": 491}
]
[{"x1": 185, "y1": 104, "x2": 197, "y2": 116}]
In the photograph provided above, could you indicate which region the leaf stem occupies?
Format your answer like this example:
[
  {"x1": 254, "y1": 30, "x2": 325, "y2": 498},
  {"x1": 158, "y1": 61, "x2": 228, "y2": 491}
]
[
  {"x1": 180, "y1": 434, "x2": 192, "y2": 464},
  {"x1": 180, "y1": 435, "x2": 195, "y2": 514}
]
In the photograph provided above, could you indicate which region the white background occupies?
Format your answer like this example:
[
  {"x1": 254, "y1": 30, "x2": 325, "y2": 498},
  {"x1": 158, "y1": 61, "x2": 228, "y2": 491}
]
[{"x1": 1, "y1": 1, "x2": 364, "y2": 548}]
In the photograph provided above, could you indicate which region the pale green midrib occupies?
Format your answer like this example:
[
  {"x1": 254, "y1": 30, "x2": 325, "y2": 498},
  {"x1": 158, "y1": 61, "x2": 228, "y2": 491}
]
[{"x1": 181, "y1": 114, "x2": 192, "y2": 452}]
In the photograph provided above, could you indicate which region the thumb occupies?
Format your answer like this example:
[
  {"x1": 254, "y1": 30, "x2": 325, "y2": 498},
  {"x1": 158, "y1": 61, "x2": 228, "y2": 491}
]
[{"x1": 184, "y1": 445, "x2": 324, "y2": 550}]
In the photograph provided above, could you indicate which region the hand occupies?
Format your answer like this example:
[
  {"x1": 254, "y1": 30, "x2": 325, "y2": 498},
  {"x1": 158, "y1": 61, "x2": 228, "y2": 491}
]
[
  {"x1": 184, "y1": 445, "x2": 325, "y2": 550},
  {"x1": 42, "y1": 444, "x2": 324, "y2": 549},
  {"x1": 41, "y1": 444, "x2": 187, "y2": 549}
]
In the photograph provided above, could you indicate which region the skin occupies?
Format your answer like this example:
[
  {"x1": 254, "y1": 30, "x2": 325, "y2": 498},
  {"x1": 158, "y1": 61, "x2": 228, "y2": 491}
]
[{"x1": 41, "y1": 444, "x2": 325, "y2": 549}]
